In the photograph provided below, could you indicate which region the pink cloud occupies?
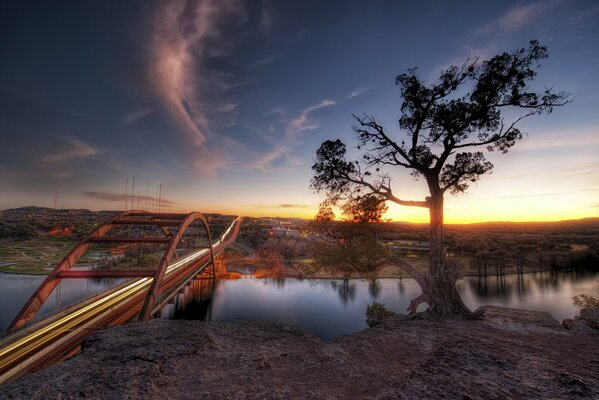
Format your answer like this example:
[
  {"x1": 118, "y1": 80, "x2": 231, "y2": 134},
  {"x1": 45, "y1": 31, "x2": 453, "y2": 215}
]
[
  {"x1": 149, "y1": 0, "x2": 247, "y2": 148},
  {"x1": 144, "y1": 0, "x2": 260, "y2": 178},
  {"x1": 42, "y1": 138, "x2": 100, "y2": 163}
]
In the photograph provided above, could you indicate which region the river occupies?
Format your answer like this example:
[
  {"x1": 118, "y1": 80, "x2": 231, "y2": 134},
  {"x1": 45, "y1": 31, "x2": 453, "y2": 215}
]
[{"x1": 1, "y1": 271, "x2": 596, "y2": 339}]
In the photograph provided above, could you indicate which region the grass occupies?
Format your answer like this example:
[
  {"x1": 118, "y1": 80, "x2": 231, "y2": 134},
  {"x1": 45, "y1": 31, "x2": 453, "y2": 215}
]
[{"x1": 0, "y1": 236, "x2": 77, "y2": 275}]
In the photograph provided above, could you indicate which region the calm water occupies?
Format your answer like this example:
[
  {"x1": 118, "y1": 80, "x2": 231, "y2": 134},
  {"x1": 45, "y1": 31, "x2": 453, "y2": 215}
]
[
  {"x1": 0, "y1": 272, "x2": 122, "y2": 332},
  {"x1": 169, "y1": 272, "x2": 597, "y2": 340},
  {"x1": 1, "y1": 271, "x2": 597, "y2": 339}
]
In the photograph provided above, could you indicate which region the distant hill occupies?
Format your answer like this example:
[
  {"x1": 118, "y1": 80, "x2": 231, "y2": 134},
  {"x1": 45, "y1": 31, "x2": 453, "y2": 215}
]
[{"x1": 390, "y1": 217, "x2": 599, "y2": 230}]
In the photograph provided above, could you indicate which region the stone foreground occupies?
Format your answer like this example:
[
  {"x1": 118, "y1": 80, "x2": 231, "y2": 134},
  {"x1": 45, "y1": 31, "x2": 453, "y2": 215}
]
[{"x1": 1, "y1": 306, "x2": 598, "y2": 399}]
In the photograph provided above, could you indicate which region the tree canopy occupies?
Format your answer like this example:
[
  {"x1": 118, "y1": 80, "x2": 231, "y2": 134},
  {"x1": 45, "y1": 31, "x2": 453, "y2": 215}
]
[{"x1": 311, "y1": 40, "x2": 570, "y2": 206}]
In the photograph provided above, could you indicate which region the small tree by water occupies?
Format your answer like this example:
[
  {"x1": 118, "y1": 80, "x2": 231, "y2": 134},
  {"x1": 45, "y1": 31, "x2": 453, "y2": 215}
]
[
  {"x1": 308, "y1": 196, "x2": 390, "y2": 278},
  {"x1": 366, "y1": 302, "x2": 394, "y2": 327}
]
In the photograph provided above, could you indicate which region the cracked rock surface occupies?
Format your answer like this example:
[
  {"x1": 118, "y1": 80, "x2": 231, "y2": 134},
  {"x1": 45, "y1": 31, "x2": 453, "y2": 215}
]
[{"x1": 1, "y1": 306, "x2": 597, "y2": 399}]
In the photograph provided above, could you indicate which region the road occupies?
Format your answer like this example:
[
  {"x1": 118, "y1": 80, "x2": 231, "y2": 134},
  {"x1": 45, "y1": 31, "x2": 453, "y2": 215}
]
[{"x1": 0, "y1": 217, "x2": 241, "y2": 386}]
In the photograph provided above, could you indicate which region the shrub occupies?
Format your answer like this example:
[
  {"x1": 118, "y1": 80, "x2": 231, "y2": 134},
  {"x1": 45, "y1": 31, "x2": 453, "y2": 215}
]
[{"x1": 366, "y1": 302, "x2": 393, "y2": 327}]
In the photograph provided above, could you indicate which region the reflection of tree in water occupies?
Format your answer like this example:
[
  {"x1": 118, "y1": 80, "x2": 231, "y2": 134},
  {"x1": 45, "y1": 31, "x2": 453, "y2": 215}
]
[
  {"x1": 262, "y1": 277, "x2": 286, "y2": 290},
  {"x1": 515, "y1": 274, "x2": 529, "y2": 298},
  {"x1": 470, "y1": 271, "x2": 586, "y2": 301},
  {"x1": 536, "y1": 272, "x2": 560, "y2": 293},
  {"x1": 330, "y1": 279, "x2": 356, "y2": 306},
  {"x1": 273, "y1": 278, "x2": 286, "y2": 289},
  {"x1": 397, "y1": 279, "x2": 405, "y2": 296},
  {"x1": 369, "y1": 279, "x2": 381, "y2": 300},
  {"x1": 475, "y1": 276, "x2": 488, "y2": 297},
  {"x1": 469, "y1": 275, "x2": 512, "y2": 300}
]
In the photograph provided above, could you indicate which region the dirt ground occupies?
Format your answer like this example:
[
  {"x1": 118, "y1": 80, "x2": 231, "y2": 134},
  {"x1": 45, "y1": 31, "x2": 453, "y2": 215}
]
[{"x1": 1, "y1": 306, "x2": 597, "y2": 399}]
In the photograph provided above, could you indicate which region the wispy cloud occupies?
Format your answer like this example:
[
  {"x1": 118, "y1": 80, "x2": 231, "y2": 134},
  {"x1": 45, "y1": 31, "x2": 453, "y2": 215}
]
[
  {"x1": 475, "y1": 0, "x2": 563, "y2": 37},
  {"x1": 497, "y1": 191, "x2": 576, "y2": 199},
  {"x1": 248, "y1": 98, "x2": 337, "y2": 170},
  {"x1": 149, "y1": 0, "x2": 247, "y2": 152},
  {"x1": 347, "y1": 87, "x2": 370, "y2": 99},
  {"x1": 489, "y1": 164, "x2": 597, "y2": 182},
  {"x1": 434, "y1": 0, "x2": 566, "y2": 80},
  {"x1": 192, "y1": 147, "x2": 232, "y2": 178},
  {"x1": 124, "y1": 108, "x2": 156, "y2": 125},
  {"x1": 247, "y1": 54, "x2": 277, "y2": 69},
  {"x1": 251, "y1": 203, "x2": 311, "y2": 209},
  {"x1": 42, "y1": 138, "x2": 100, "y2": 163},
  {"x1": 247, "y1": 145, "x2": 290, "y2": 171},
  {"x1": 276, "y1": 203, "x2": 310, "y2": 208},
  {"x1": 514, "y1": 126, "x2": 599, "y2": 152},
  {"x1": 84, "y1": 191, "x2": 178, "y2": 207},
  {"x1": 287, "y1": 99, "x2": 336, "y2": 135}
]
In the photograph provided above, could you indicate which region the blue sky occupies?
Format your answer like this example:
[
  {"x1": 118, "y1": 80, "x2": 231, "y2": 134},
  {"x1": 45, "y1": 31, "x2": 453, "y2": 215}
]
[{"x1": 1, "y1": 0, "x2": 598, "y2": 221}]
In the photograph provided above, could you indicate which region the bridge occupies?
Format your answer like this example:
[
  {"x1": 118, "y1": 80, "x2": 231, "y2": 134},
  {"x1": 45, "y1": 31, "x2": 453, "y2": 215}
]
[{"x1": 0, "y1": 211, "x2": 242, "y2": 386}]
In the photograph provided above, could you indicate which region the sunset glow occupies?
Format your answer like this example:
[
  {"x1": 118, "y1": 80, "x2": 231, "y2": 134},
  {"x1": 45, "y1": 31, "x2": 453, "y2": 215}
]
[{"x1": 1, "y1": 1, "x2": 597, "y2": 223}]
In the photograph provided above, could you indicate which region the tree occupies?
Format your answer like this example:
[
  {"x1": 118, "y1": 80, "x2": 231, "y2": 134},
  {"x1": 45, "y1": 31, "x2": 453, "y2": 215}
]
[
  {"x1": 308, "y1": 196, "x2": 390, "y2": 279},
  {"x1": 311, "y1": 41, "x2": 570, "y2": 316}
]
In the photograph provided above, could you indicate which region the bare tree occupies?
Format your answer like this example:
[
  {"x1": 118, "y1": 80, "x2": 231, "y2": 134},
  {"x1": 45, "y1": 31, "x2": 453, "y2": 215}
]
[{"x1": 311, "y1": 41, "x2": 570, "y2": 316}]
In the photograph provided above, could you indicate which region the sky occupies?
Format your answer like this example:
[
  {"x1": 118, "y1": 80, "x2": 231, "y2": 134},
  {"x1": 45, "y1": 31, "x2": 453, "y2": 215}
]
[{"x1": 1, "y1": 0, "x2": 598, "y2": 223}]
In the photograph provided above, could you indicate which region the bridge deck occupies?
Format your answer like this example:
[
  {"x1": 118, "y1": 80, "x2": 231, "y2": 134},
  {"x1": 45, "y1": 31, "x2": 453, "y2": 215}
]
[{"x1": 0, "y1": 217, "x2": 241, "y2": 386}]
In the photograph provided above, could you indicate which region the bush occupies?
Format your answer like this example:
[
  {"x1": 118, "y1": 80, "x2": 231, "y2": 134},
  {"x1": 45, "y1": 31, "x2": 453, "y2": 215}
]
[
  {"x1": 365, "y1": 302, "x2": 393, "y2": 327},
  {"x1": 573, "y1": 291, "x2": 599, "y2": 310}
]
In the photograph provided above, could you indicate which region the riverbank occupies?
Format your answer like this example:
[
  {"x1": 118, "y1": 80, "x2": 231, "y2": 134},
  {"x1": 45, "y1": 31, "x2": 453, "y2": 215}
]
[
  {"x1": 223, "y1": 254, "x2": 590, "y2": 280},
  {"x1": 1, "y1": 306, "x2": 597, "y2": 399}
]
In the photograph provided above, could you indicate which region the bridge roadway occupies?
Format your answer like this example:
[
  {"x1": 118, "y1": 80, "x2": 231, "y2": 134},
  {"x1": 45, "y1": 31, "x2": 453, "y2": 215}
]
[{"x1": 0, "y1": 217, "x2": 241, "y2": 386}]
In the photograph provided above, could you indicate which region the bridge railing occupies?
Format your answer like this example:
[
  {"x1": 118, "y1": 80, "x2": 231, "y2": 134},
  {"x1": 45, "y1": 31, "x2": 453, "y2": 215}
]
[{"x1": 0, "y1": 278, "x2": 131, "y2": 340}]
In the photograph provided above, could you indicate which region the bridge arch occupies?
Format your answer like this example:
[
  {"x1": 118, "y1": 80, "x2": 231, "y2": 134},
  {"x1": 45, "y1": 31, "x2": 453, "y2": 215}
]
[
  {"x1": 8, "y1": 211, "x2": 216, "y2": 332},
  {"x1": 138, "y1": 211, "x2": 215, "y2": 321}
]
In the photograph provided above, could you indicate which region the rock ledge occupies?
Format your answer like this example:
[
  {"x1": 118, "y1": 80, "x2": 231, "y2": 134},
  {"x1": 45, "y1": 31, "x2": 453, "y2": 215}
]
[{"x1": 1, "y1": 306, "x2": 598, "y2": 399}]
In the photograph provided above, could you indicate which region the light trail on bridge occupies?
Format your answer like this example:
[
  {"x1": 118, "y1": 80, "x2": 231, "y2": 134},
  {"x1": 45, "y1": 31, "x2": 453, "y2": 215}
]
[{"x1": 0, "y1": 217, "x2": 241, "y2": 386}]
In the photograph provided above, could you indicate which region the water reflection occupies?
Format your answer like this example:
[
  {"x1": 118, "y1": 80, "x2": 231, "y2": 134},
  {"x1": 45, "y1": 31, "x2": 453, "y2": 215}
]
[
  {"x1": 0, "y1": 271, "x2": 596, "y2": 340},
  {"x1": 171, "y1": 272, "x2": 597, "y2": 340},
  {"x1": 0, "y1": 272, "x2": 123, "y2": 331},
  {"x1": 330, "y1": 280, "x2": 356, "y2": 306},
  {"x1": 368, "y1": 279, "x2": 382, "y2": 300},
  {"x1": 166, "y1": 278, "x2": 215, "y2": 321},
  {"x1": 460, "y1": 271, "x2": 598, "y2": 322},
  {"x1": 397, "y1": 278, "x2": 405, "y2": 295}
]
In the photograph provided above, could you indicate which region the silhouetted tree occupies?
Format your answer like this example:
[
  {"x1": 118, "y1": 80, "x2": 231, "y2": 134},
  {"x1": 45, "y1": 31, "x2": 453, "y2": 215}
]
[{"x1": 311, "y1": 41, "x2": 570, "y2": 316}]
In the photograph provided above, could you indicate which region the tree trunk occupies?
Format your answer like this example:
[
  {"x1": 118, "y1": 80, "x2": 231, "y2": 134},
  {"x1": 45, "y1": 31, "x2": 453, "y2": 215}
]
[{"x1": 425, "y1": 190, "x2": 470, "y2": 316}]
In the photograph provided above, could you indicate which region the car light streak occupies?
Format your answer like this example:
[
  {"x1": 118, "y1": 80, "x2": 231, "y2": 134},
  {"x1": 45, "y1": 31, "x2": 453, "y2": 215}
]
[{"x1": 0, "y1": 218, "x2": 238, "y2": 384}]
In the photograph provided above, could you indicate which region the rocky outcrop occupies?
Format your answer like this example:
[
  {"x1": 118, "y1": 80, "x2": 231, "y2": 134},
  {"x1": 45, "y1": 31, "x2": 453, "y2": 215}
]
[
  {"x1": 563, "y1": 306, "x2": 599, "y2": 332},
  {"x1": 1, "y1": 306, "x2": 598, "y2": 399}
]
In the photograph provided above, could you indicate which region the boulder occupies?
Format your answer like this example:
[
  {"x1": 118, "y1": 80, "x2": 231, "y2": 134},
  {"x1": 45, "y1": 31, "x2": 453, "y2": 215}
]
[{"x1": 580, "y1": 307, "x2": 599, "y2": 329}]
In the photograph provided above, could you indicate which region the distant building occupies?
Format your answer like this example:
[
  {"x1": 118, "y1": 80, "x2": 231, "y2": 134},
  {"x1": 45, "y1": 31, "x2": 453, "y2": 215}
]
[
  {"x1": 391, "y1": 240, "x2": 449, "y2": 256},
  {"x1": 391, "y1": 240, "x2": 441, "y2": 256},
  {"x1": 273, "y1": 227, "x2": 286, "y2": 237},
  {"x1": 267, "y1": 227, "x2": 301, "y2": 238},
  {"x1": 285, "y1": 229, "x2": 299, "y2": 237}
]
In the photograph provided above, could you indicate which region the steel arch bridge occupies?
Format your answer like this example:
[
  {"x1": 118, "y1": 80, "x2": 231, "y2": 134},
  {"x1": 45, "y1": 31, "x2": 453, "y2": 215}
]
[{"x1": 8, "y1": 210, "x2": 220, "y2": 332}]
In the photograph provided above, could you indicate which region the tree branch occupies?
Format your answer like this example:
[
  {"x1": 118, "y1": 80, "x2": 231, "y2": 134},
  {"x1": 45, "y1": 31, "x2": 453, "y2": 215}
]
[{"x1": 344, "y1": 172, "x2": 429, "y2": 208}]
